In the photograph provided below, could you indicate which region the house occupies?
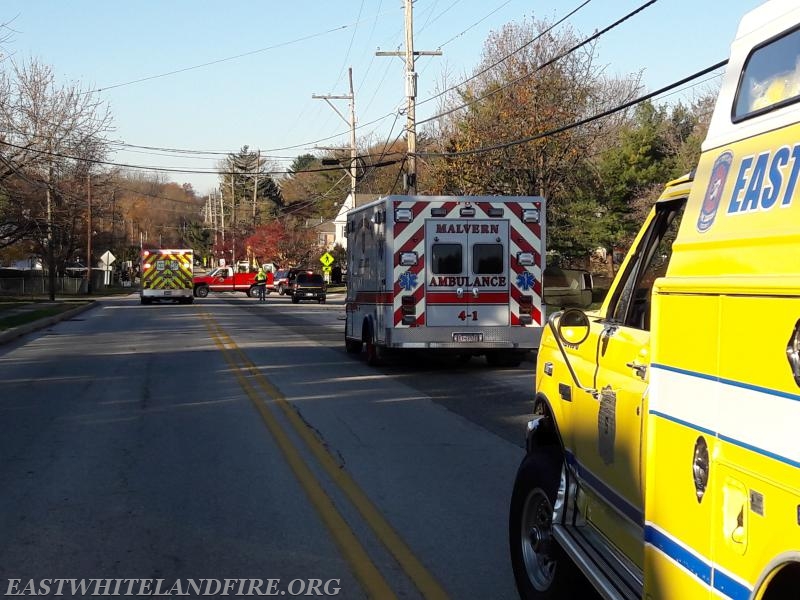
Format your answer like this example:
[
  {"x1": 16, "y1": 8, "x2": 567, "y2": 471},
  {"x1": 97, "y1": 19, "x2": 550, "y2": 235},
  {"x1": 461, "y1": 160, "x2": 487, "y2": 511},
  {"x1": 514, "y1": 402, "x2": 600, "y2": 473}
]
[{"x1": 332, "y1": 192, "x2": 381, "y2": 249}]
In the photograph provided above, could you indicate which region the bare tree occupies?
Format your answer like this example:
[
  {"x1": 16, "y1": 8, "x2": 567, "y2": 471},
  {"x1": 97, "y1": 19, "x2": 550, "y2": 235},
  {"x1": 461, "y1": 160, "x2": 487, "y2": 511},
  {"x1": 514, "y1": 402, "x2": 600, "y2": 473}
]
[{"x1": 0, "y1": 58, "x2": 113, "y2": 298}]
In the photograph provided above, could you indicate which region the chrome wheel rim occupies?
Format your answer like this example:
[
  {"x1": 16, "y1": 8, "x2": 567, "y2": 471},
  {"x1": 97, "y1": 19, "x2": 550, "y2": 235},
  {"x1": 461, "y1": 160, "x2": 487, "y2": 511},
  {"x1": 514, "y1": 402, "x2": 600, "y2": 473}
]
[{"x1": 520, "y1": 488, "x2": 556, "y2": 591}]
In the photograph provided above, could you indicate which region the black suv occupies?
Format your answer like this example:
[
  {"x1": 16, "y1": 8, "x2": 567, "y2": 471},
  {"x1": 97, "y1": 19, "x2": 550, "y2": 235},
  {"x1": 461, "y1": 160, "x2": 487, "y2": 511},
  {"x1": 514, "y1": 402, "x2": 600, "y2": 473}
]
[{"x1": 290, "y1": 272, "x2": 327, "y2": 304}]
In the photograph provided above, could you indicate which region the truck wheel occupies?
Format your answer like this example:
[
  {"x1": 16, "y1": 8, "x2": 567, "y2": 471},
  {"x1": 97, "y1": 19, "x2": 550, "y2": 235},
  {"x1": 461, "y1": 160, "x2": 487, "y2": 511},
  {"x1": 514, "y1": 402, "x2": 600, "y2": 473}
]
[
  {"x1": 365, "y1": 325, "x2": 383, "y2": 366},
  {"x1": 345, "y1": 338, "x2": 363, "y2": 354},
  {"x1": 487, "y1": 351, "x2": 523, "y2": 368},
  {"x1": 509, "y1": 447, "x2": 579, "y2": 599},
  {"x1": 248, "y1": 285, "x2": 257, "y2": 298},
  {"x1": 195, "y1": 285, "x2": 209, "y2": 298},
  {"x1": 278, "y1": 284, "x2": 285, "y2": 295}
]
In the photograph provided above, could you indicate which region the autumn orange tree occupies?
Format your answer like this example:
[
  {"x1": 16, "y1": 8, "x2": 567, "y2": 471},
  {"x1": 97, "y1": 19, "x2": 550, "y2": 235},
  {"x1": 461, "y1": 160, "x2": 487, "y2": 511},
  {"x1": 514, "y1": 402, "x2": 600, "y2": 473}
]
[
  {"x1": 426, "y1": 16, "x2": 641, "y2": 260},
  {"x1": 243, "y1": 218, "x2": 321, "y2": 269}
]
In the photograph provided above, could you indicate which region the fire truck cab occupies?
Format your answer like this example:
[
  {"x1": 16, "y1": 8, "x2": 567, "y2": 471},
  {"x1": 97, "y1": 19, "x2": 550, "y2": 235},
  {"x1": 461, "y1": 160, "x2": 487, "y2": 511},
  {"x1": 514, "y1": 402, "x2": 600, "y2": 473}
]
[{"x1": 509, "y1": 1, "x2": 800, "y2": 598}]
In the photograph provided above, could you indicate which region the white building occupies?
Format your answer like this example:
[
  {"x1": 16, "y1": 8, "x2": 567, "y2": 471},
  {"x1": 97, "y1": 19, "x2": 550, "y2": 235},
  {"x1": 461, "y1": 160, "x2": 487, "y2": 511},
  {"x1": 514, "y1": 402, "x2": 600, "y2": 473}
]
[{"x1": 332, "y1": 192, "x2": 380, "y2": 249}]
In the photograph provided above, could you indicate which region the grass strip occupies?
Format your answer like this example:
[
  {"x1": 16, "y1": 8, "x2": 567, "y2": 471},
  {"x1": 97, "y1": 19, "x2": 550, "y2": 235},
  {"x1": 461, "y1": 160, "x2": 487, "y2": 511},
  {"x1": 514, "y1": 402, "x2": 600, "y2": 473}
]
[{"x1": 0, "y1": 304, "x2": 83, "y2": 331}]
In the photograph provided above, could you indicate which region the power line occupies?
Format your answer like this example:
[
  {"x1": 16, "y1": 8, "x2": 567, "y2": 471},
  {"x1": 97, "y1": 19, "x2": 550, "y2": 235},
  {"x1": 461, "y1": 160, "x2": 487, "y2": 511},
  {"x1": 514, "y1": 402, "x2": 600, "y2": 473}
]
[
  {"x1": 88, "y1": 8, "x2": 397, "y2": 94},
  {"x1": 0, "y1": 139, "x2": 403, "y2": 176},
  {"x1": 417, "y1": 0, "x2": 592, "y2": 108},
  {"x1": 416, "y1": 59, "x2": 728, "y2": 159},
  {"x1": 417, "y1": 0, "x2": 656, "y2": 127}
]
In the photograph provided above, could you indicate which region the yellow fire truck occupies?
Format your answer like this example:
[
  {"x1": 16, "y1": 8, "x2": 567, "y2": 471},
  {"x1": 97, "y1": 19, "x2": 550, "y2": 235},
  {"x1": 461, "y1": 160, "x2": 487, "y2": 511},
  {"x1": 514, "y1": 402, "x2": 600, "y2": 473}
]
[{"x1": 509, "y1": 1, "x2": 800, "y2": 598}]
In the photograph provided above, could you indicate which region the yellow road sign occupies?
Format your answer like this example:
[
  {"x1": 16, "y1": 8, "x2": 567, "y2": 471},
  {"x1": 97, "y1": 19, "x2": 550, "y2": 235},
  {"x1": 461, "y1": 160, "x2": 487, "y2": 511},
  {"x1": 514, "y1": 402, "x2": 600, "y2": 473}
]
[
  {"x1": 320, "y1": 252, "x2": 334, "y2": 267},
  {"x1": 322, "y1": 265, "x2": 332, "y2": 273}
]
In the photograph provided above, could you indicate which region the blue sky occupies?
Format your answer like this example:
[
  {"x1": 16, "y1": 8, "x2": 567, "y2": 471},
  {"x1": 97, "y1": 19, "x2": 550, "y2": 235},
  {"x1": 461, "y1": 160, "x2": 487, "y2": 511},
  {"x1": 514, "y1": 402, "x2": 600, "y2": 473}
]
[{"x1": 1, "y1": 0, "x2": 764, "y2": 195}]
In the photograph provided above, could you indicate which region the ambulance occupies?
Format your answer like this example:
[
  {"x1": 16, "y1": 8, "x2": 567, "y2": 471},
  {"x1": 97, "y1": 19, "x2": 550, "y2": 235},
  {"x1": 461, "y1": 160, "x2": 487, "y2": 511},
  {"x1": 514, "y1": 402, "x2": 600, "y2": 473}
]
[
  {"x1": 139, "y1": 248, "x2": 194, "y2": 305},
  {"x1": 509, "y1": 1, "x2": 800, "y2": 598},
  {"x1": 344, "y1": 195, "x2": 546, "y2": 366}
]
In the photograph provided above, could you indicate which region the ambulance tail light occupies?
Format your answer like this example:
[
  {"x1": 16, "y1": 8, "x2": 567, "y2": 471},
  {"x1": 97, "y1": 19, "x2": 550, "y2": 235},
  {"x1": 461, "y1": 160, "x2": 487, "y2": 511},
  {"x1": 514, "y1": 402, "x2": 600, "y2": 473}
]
[
  {"x1": 522, "y1": 207, "x2": 540, "y2": 223},
  {"x1": 143, "y1": 263, "x2": 153, "y2": 270},
  {"x1": 401, "y1": 295, "x2": 416, "y2": 325},
  {"x1": 517, "y1": 252, "x2": 535, "y2": 266},
  {"x1": 400, "y1": 252, "x2": 418, "y2": 266},
  {"x1": 518, "y1": 295, "x2": 533, "y2": 325},
  {"x1": 395, "y1": 208, "x2": 413, "y2": 222}
]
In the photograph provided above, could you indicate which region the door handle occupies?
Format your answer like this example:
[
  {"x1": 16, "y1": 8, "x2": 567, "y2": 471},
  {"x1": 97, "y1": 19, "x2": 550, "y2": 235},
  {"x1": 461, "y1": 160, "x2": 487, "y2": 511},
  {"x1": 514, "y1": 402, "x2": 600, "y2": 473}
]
[
  {"x1": 472, "y1": 288, "x2": 479, "y2": 298},
  {"x1": 456, "y1": 287, "x2": 464, "y2": 298},
  {"x1": 626, "y1": 361, "x2": 647, "y2": 379}
]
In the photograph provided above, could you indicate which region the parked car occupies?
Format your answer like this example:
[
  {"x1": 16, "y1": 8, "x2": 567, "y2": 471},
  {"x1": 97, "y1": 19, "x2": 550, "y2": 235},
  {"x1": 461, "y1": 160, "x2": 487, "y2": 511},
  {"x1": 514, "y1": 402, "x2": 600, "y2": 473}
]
[
  {"x1": 272, "y1": 268, "x2": 304, "y2": 295},
  {"x1": 289, "y1": 272, "x2": 326, "y2": 304}
]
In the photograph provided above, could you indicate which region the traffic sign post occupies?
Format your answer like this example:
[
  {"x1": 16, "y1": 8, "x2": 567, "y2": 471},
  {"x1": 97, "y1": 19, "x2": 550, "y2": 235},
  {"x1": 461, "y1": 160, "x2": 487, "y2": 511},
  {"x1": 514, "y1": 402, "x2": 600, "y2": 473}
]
[{"x1": 320, "y1": 252, "x2": 334, "y2": 268}]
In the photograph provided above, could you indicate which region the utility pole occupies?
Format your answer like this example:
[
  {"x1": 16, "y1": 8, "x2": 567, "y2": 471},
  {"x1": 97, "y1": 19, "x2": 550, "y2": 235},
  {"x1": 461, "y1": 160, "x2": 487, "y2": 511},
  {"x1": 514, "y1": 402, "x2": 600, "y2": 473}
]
[
  {"x1": 86, "y1": 174, "x2": 92, "y2": 295},
  {"x1": 230, "y1": 176, "x2": 236, "y2": 266},
  {"x1": 219, "y1": 187, "x2": 225, "y2": 244},
  {"x1": 252, "y1": 149, "x2": 260, "y2": 227},
  {"x1": 313, "y1": 67, "x2": 358, "y2": 202},
  {"x1": 377, "y1": 0, "x2": 441, "y2": 194}
]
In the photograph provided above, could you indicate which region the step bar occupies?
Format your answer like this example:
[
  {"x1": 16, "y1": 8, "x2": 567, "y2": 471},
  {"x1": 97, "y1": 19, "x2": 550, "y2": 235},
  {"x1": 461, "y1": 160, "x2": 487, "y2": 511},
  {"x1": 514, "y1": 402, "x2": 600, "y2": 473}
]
[{"x1": 553, "y1": 523, "x2": 643, "y2": 600}]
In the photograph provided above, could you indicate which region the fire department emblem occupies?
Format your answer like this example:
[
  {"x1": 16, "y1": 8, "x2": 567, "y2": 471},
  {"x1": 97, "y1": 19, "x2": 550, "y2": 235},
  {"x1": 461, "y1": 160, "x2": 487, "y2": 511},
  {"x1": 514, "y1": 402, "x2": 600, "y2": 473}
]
[
  {"x1": 697, "y1": 150, "x2": 733, "y2": 233},
  {"x1": 399, "y1": 271, "x2": 417, "y2": 291},
  {"x1": 516, "y1": 271, "x2": 535, "y2": 291}
]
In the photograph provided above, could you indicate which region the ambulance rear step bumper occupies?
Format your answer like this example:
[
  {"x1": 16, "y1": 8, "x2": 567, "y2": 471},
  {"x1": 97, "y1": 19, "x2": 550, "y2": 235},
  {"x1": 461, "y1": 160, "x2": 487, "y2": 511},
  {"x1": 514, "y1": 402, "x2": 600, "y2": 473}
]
[{"x1": 553, "y1": 523, "x2": 642, "y2": 600}]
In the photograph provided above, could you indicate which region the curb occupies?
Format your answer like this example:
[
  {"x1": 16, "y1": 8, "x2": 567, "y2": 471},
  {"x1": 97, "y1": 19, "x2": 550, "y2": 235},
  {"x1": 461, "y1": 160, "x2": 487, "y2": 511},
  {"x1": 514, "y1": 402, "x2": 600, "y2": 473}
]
[{"x1": 0, "y1": 300, "x2": 99, "y2": 346}]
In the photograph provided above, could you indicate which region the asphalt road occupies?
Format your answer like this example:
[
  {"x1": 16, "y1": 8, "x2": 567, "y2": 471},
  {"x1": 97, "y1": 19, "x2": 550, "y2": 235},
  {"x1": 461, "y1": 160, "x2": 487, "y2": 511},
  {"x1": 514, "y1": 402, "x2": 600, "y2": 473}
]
[{"x1": 0, "y1": 293, "x2": 537, "y2": 599}]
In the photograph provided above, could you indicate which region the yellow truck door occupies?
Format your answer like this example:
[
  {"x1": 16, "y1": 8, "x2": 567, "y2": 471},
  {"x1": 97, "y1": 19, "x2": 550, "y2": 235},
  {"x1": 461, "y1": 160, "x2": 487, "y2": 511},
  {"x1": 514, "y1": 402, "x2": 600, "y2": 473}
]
[{"x1": 571, "y1": 195, "x2": 687, "y2": 566}]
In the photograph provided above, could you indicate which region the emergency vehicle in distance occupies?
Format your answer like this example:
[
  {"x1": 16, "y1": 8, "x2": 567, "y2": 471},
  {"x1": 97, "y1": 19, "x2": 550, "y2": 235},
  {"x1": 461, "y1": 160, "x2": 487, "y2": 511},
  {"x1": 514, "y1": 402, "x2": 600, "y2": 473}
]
[
  {"x1": 345, "y1": 195, "x2": 546, "y2": 366},
  {"x1": 192, "y1": 261, "x2": 267, "y2": 298},
  {"x1": 509, "y1": 1, "x2": 800, "y2": 598},
  {"x1": 139, "y1": 248, "x2": 194, "y2": 305}
]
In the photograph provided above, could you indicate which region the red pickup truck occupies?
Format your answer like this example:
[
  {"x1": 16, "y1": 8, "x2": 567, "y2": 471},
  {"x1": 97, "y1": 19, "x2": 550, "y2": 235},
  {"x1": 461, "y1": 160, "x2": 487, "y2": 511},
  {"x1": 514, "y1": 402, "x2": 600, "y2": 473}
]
[{"x1": 193, "y1": 266, "x2": 271, "y2": 298}]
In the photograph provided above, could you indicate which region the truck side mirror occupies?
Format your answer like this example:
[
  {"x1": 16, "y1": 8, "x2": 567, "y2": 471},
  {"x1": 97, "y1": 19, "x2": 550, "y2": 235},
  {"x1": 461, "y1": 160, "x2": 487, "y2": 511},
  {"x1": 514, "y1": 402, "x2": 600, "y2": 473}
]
[{"x1": 557, "y1": 308, "x2": 591, "y2": 346}]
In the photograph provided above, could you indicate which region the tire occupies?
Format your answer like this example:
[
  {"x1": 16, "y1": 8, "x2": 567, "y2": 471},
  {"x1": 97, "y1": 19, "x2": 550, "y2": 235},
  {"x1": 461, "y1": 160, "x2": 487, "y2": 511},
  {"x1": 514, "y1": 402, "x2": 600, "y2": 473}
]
[
  {"x1": 195, "y1": 285, "x2": 209, "y2": 298},
  {"x1": 140, "y1": 297, "x2": 151, "y2": 305},
  {"x1": 509, "y1": 447, "x2": 579, "y2": 599},
  {"x1": 278, "y1": 284, "x2": 285, "y2": 295},
  {"x1": 487, "y1": 351, "x2": 523, "y2": 368},
  {"x1": 291, "y1": 295, "x2": 299, "y2": 304},
  {"x1": 364, "y1": 324, "x2": 383, "y2": 366},
  {"x1": 345, "y1": 338, "x2": 363, "y2": 354},
  {"x1": 248, "y1": 286, "x2": 257, "y2": 298}
]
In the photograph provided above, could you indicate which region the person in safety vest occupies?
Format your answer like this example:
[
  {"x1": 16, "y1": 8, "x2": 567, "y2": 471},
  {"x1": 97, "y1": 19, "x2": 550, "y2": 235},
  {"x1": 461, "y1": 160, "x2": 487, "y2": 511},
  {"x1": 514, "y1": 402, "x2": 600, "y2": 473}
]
[{"x1": 255, "y1": 267, "x2": 267, "y2": 302}]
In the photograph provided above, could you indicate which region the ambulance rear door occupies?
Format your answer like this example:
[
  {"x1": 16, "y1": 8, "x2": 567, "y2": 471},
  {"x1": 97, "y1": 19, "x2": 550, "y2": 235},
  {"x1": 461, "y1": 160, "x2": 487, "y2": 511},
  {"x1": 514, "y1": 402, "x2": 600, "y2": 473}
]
[{"x1": 425, "y1": 218, "x2": 510, "y2": 333}]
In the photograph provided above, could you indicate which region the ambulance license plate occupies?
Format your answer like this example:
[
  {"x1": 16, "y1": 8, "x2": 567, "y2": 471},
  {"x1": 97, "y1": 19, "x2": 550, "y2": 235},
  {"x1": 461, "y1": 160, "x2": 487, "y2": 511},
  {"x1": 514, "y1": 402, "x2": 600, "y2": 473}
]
[{"x1": 453, "y1": 332, "x2": 482, "y2": 343}]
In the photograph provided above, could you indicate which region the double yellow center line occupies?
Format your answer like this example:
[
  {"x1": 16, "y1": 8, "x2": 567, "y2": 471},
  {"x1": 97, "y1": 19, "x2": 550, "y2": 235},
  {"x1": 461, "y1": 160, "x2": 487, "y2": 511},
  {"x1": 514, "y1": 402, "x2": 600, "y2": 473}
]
[{"x1": 202, "y1": 312, "x2": 449, "y2": 600}]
